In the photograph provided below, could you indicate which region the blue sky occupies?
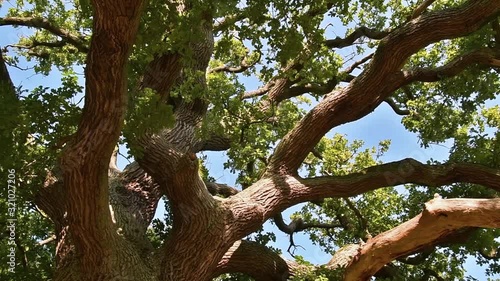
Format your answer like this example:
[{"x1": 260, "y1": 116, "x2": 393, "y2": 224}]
[{"x1": 1, "y1": 3, "x2": 498, "y2": 279}]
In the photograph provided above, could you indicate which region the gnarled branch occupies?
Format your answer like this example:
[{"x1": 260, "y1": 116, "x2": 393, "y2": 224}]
[
  {"x1": 267, "y1": 0, "x2": 500, "y2": 174},
  {"x1": 345, "y1": 198, "x2": 500, "y2": 281},
  {"x1": 401, "y1": 47, "x2": 500, "y2": 84},
  {"x1": 213, "y1": 240, "x2": 298, "y2": 281}
]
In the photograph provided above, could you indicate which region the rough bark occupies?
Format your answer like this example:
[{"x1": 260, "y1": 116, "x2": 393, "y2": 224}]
[{"x1": 56, "y1": 0, "x2": 147, "y2": 279}]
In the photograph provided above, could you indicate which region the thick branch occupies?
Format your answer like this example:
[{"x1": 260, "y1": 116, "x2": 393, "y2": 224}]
[
  {"x1": 344, "y1": 198, "x2": 500, "y2": 281},
  {"x1": 401, "y1": 47, "x2": 500, "y2": 84},
  {"x1": 410, "y1": 0, "x2": 437, "y2": 20},
  {"x1": 299, "y1": 159, "x2": 500, "y2": 198},
  {"x1": 213, "y1": 240, "x2": 297, "y2": 281},
  {"x1": 228, "y1": 158, "x2": 500, "y2": 240},
  {"x1": 194, "y1": 134, "x2": 231, "y2": 152},
  {"x1": 205, "y1": 182, "x2": 239, "y2": 197},
  {"x1": 59, "y1": 0, "x2": 145, "y2": 274},
  {"x1": 268, "y1": 0, "x2": 500, "y2": 174},
  {"x1": 0, "y1": 17, "x2": 89, "y2": 52}
]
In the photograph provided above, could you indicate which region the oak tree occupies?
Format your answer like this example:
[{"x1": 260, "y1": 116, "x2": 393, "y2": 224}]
[{"x1": 1, "y1": 0, "x2": 500, "y2": 280}]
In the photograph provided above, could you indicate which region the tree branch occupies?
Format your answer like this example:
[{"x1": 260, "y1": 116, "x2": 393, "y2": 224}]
[
  {"x1": 267, "y1": 0, "x2": 500, "y2": 174},
  {"x1": 0, "y1": 48, "x2": 14, "y2": 92},
  {"x1": 213, "y1": 240, "x2": 297, "y2": 281},
  {"x1": 38, "y1": 235, "x2": 57, "y2": 246},
  {"x1": 205, "y1": 182, "x2": 239, "y2": 197},
  {"x1": 0, "y1": 17, "x2": 89, "y2": 52},
  {"x1": 228, "y1": 158, "x2": 500, "y2": 240},
  {"x1": 324, "y1": 26, "x2": 389, "y2": 49},
  {"x1": 343, "y1": 53, "x2": 374, "y2": 74},
  {"x1": 208, "y1": 51, "x2": 261, "y2": 74},
  {"x1": 401, "y1": 47, "x2": 500, "y2": 84},
  {"x1": 410, "y1": 0, "x2": 437, "y2": 20},
  {"x1": 479, "y1": 246, "x2": 500, "y2": 260},
  {"x1": 384, "y1": 97, "x2": 410, "y2": 115},
  {"x1": 344, "y1": 198, "x2": 500, "y2": 281},
  {"x1": 241, "y1": 81, "x2": 275, "y2": 99},
  {"x1": 299, "y1": 158, "x2": 500, "y2": 198}
]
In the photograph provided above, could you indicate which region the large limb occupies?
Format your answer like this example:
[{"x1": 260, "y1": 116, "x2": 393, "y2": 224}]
[
  {"x1": 225, "y1": 158, "x2": 500, "y2": 240},
  {"x1": 0, "y1": 16, "x2": 88, "y2": 52},
  {"x1": 131, "y1": 3, "x2": 239, "y2": 279},
  {"x1": 267, "y1": 0, "x2": 500, "y2": 174},
  {"x1": 58, "y1": 0, "x2": 145, "y2": 277},
  {"x1": 0, "y1": 48, "x2": 14, "y2": 89},
  {"x1": 344, "y1": 198, "x2": 500, "y2": 281}
]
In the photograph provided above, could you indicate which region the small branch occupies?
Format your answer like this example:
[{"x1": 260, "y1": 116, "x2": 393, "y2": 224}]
[
  {"x1": 422, "y1": 268, "x2": 445, "y2": 281},
  {"x1": 0, "y1": 16, "x2": 88, "y2": 52},
  {"x1": 402, "y1": 48, "x2": 500, "y2": 84},
  {"x1": 343, "y1": 53, "x2": 374, "y2": 74},
  {"x1": 384, "y1": 97, "x2": 410, "y2": 115},
  {"x1": 273, "y1": 212, "x2": 341, "y2": 256},
  {"x1": 213, "y1": 12, "x2": 248, "y2": 33},
  {"x1": 274, "y1": 213, "x2": 342, "y2": 235},
  {"x1": 479, "y1": 246, "x2": 500, "y2": 260},
  {"x1": 397, "y1": 249, "x2": 433, "y2": 265},
  {"x1": 324, "y1": 26, "x2": 389, "y2": 49},
  {"x1": 209, "y1": 52, "x2": 261, "y2": 74},
  {"x1": 7, "y1": 39, "x2": 69, "y2": 50},
  {"x1": 209, "y1": 63, "x2": 251, "y2": 74},
  {"x1": 241, "y1": 81, "x2": 275, "y2": 99},
  {"x1": 343, "y1": 197, "x2": 371, "y2": 240}
]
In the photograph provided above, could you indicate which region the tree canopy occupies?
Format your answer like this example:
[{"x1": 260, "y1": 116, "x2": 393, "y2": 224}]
[{"x1": 1, "y1": 0, "x2": 500, "y2": 280}]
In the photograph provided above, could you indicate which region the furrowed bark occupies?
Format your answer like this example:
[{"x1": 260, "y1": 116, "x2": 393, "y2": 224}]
[{"x1": 58, "y1": 0, "x2": 145, "y2": 278}]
